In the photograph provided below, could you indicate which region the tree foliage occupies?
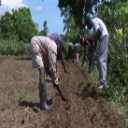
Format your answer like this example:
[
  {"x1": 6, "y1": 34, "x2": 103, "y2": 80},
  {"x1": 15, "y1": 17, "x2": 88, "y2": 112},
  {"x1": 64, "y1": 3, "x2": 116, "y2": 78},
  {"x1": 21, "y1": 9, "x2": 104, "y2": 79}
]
[
  {"x1": 97, "y1": 1, "x2": 128, "y2": 32},
  {"x1": 38, "y1": 20, "x2": 48, "y2": 36},
  {"x1": 61, "y1": 7, "x2": 85, "y2": 42},
  {"x1": 1, "y1": 12, "x2": 15, "y2": 39},
  {"x1": 0, "y1": 7, "x2": 37, "y2": 43},
  {"x1": 58, "y1": 0, "x2": 100, "y2": 28},
  {"x1": 96, "y1": 0, "x2": 128, "y2": 103}
]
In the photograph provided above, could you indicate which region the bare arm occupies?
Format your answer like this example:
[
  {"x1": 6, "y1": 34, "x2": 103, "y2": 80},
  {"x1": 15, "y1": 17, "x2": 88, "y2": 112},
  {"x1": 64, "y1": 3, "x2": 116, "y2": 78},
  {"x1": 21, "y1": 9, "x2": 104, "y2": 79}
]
[
  {"x1": 61, "y1": 52, "x2": 67, "y2": 73},
  {"x1": 82, "y1": 45, "x2": 86, "y2": 67},
  {"x1": 92, "y1": 41, "x2": 97, "y2": 53},
  {"x1": 91, "y1": 28, "x2": 101, "y2": 53}
]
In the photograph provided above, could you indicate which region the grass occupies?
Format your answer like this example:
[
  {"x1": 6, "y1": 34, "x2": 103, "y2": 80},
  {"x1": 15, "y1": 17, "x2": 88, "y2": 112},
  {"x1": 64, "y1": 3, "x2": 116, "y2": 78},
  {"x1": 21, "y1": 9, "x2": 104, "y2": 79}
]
[
  {"x1": 0, "y1": 40, "x2": 30, "y2": 56},
  {"x1": 80, "y1": 59, "x2": 128, "y2": 123},
  {"x1": 113, "y1": 102, "x2": 128, "y2": 123},
  {"x1": 7, "y1": 90, "x2": 37, "y2": 102}
]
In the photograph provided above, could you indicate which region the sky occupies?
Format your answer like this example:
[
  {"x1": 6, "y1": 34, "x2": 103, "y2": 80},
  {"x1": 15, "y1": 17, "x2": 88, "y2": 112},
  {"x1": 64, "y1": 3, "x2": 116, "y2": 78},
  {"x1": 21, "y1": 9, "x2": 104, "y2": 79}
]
[{"x1": 0, "y1": 0, "x2": 65, "y2": 35}]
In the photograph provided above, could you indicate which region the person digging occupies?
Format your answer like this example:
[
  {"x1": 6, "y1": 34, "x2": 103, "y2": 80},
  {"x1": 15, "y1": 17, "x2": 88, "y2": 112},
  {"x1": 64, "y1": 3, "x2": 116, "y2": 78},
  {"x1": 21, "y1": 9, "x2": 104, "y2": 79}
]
[
  {"x1": 85, "y1": 17, "x2": 109, "y2": 89},
  {"x1": 80, "y1": 35, "x2": 95, "y2": 73},
  {"x1": 49, "y1": 33, "x2": 67, "y2": 73},
  {"x1": 30, "y1": 35, "x2": 67, "y2": 112}
]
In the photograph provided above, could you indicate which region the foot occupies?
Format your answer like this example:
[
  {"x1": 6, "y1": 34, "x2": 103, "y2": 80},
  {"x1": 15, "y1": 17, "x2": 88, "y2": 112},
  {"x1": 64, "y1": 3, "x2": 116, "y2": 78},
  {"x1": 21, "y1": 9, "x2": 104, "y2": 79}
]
[
  {"x1": 47, "y1": 99, "x2": 53, "y2": 105},
  {"x1": 97, "y1": 84, "x2": 106, "y2": 89},
  {"x1": 89, "y1": 66, "x2": 95, "y2": 73},
  {"x1": 40, "y1": 103, "x2": 52, "y2": 111},
  {"x1": 61, "y1": 96, "x2": 67, "y2": 101}
]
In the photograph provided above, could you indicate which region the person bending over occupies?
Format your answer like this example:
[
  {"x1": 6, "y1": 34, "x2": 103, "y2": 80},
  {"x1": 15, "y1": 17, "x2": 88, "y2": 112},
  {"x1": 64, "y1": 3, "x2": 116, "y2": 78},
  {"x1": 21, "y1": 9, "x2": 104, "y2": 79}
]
[
  {"x1": 80, "y1": 35, "x2": 95, "y2": 73},
  {"x1": 30, "y1": 36, "x2": 67, "y2": 111},
  {"x1": 86, "y1": 17, "x2": 109, "y2": 88},
  {"x1": 49, "y1": 33, "x2": 67, "y2": 73}
]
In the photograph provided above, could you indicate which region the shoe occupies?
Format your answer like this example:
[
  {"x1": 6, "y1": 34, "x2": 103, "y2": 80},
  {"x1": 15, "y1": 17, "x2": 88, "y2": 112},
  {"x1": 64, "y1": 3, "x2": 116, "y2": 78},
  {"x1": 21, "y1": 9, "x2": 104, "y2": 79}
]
[
  {"x1": 39, "y1": 84, "x2": 52, "y2": 111},
  {"x1": 47, "y1": 99, "x2": 53, "y2": 105},
  {"x1": 97, "y1": 84, "x2": 105, "y2": 89}
]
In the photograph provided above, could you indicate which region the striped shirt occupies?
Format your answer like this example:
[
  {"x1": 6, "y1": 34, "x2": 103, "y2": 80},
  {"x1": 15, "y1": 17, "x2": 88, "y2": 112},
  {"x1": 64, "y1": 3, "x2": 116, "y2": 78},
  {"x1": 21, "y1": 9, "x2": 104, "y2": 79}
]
[{"x1": 30, "y1": 36, "x2": 58, "y2": 84}]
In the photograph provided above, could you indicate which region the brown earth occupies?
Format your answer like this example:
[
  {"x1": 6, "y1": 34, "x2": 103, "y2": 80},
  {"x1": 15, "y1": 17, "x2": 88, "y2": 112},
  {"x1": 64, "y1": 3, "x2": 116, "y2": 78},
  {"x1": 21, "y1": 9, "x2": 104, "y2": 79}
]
[{"x1": 0, "y1": 56, "x2": 128, "y2": 128}]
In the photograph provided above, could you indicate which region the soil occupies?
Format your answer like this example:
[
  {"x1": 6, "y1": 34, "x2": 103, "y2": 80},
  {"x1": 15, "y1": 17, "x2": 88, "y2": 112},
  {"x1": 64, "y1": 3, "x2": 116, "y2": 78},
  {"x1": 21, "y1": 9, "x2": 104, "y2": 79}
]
[{"x1": 0, "y1": 56, "x2": 128, "y2": 128}]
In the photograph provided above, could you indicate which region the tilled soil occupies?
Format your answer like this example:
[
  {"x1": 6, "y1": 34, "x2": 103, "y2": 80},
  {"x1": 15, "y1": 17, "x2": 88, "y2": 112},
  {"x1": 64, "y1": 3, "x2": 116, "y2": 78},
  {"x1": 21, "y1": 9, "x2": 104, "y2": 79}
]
[{"x1": 0, "y1": 56, "x2": 128, "y2": 128}]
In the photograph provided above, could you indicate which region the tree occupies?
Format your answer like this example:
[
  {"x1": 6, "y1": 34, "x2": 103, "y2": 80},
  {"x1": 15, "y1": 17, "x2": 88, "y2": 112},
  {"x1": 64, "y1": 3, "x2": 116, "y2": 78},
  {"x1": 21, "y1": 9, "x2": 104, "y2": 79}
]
[
  {"x1": 96, "y1": 0, "x2": 128, "y2": 102},
  {"x1": 1, "y1": 7, "x2": 37, "y2": 42},
  {"x1": 12, "y1": 7, "x2": 37, "y2": 42},
  {"x1": 1, "y1": 11, "x2": 15, "y2": 39},
  {"x1": 58, "y1": 0, "x2": 100, "y2": 28},
  {"x1": 97, "y1": 1, "x2": 128, "y2": 32},
  {"x1": 38, "y1": 20, "x2": 48, "y2": 36},
  {"x1": 61, "y1": 7, "x2": 85, "y2": 42}
]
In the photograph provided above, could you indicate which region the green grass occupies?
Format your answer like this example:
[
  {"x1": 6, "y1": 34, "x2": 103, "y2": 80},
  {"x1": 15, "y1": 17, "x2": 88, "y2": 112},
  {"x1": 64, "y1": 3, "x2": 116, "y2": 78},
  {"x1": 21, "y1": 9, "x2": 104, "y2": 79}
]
[
  {"x1": 7, "y1": 90, "x2": 36, "y2": 102},
  {"x1": 113, "y1": 102, "x2": 128, "y2": 123},
  {"x1": 0, "y1": 40, "x2": 30, "y2": 56}
]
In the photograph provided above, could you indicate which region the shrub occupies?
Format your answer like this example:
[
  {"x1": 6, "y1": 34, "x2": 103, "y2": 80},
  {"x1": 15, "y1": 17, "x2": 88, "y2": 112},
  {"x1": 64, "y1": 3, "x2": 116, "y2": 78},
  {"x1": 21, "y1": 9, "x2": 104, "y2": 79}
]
[{"x1": 0, "y1": 40, "x2": 30, "y2": 56}]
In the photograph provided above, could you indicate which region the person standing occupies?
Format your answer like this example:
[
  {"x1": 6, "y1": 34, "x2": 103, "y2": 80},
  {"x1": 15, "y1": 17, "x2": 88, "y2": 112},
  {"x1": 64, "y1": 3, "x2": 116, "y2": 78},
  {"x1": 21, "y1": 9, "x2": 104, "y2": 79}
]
[
  {"x1": 30, "y1": 36, "x2": 67, "y2": 111},
  {"x1": 86, "y1": 17, "x2": 109, "y2": 88}
]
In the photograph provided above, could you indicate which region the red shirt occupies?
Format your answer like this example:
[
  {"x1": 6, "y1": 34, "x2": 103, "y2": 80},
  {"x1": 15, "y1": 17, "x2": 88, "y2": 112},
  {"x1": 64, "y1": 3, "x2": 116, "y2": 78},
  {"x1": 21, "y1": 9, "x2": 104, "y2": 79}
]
[{"x1": 82, "y1": 35, "x2": 93, "y2": 46}]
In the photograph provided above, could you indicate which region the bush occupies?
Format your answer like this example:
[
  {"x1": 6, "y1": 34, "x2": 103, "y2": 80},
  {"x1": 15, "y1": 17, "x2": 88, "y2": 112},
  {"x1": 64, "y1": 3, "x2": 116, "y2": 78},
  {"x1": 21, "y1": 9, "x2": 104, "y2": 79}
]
[
  {"x1": 103, "y1": 30, "x2": 128, "y2": 104},
  {"x1": 0, "y1": 40, "x2": 30, "y2": 56}
]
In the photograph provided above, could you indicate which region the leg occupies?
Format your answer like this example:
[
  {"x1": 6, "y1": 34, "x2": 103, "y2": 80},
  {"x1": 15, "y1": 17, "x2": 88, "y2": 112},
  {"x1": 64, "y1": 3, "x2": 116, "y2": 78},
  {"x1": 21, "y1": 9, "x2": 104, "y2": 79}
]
[
  {"x1": 98, "y1": 35, "x2": 109, "y2": 86},
  {"x1": 38, "y1": 67, "x2": 52, "y2": 111},
  {"x1": 76, "y1": 53, "x2": 79, "y2": 63},
  {"x1": 67, "y1": 46, "x2": 71, "y2": 61},
  {"x1": 75, "y1": 45, "x2": 80, "y2": 63}
]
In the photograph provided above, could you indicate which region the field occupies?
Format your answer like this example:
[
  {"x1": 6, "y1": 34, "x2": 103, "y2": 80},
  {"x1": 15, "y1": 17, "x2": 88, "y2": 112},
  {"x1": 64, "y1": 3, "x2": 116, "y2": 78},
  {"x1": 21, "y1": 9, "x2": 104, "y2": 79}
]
[{"x1": 0, "y1": 56, "x2": 128, "y2": 128}]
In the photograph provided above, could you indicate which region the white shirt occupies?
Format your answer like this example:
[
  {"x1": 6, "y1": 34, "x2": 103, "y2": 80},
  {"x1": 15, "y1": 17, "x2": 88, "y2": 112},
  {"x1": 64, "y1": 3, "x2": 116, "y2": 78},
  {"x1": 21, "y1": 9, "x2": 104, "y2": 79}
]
[
  {"x1": 92, "y1": 18, "x2": 108, "y2": 40},
  {"x1": 69, "y1": 42, "x2": 74, "y2": 49},
  {"x1": 74, "y1": 43, "x2": 81, "y2": 53}
]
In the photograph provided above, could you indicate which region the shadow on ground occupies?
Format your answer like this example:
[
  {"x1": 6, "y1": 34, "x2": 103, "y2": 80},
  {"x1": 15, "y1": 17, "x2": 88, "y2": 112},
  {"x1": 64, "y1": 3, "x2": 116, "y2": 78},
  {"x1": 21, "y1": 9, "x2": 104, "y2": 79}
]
[
  {"x1": 19, "y1": 100, "x2": 39, "y2": 112},
  {"x1": 15, "y1": 56, "x2": 31, "y2": 61}
]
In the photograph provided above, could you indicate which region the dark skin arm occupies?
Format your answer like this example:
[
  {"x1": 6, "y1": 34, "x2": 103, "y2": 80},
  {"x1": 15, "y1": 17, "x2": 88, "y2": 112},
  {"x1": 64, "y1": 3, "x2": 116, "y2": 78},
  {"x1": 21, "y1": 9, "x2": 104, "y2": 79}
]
[
  {"x1": 88, "y1": 44, "x2": 94, "y2": 73},
  {"x1": 92, "y1": 28, "x2": 101, "y2": 53},
  {"x1": 82, "y1": 38, "x2": 92, "y2": 67},
  {"x1": 92, "y1": 41, "x2": 97, "y2": 53},
  {"x1": 57, "y1": 46, "x2": 67, "y2": 73},
  {"x1": 49, "y1": 72, "x2": 67, "y2": 101},
  {"x1": 61, "y1": 52, "x2": 67, "y2": 73},
  {"x1": 48, "y1": 62, "x2": 67, "y2": 101},
  {"x1": 82, "y1": 45, "x2": 86, "y2": 67},
  {"x1": 53, "y1": 82, "x2": 67, "y2": 101}
]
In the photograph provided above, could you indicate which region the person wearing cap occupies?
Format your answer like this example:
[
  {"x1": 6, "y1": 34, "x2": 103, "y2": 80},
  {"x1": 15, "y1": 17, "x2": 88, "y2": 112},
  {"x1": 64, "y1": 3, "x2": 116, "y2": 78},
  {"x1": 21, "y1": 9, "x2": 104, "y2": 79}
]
[
  {"x1": 30, "y1": 35, "x2": 67, "y2": 112},
  {"x1": 85, "y1": 17, "x2": 109, "y2": 89},
  {"x1": 80, "y1": 35, "x2": 95, "y2": 73},
  {"x1": 49, "y1": 33, "x2": 67, "y2": 73}
]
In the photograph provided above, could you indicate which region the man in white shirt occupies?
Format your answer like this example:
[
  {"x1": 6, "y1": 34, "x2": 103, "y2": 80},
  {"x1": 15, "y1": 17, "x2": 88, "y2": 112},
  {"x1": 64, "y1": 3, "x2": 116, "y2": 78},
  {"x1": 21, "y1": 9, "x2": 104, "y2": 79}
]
[
  {"x1": 67, "y1": 42, "x2": 74, "y2": 61},
  {"x1": 86, "y1": 17, "x2": 109, "y2": 89},
  {"x1": 67, "y1": 42, "x2": 81, "y2": 63}
]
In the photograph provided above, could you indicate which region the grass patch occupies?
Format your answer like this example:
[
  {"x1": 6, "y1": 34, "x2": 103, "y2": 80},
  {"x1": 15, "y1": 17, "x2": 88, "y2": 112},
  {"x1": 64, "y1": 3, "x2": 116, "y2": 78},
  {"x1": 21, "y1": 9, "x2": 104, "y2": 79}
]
[
  {"x1": 112, "y1": 102, "x2": 128, "y2": 123},
  {"x1": 7, "y1": 90, "x2": 37, "y2": 102},
  {"x1": 0, "y1": 40, "x2": 30, "y2": 56}
]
